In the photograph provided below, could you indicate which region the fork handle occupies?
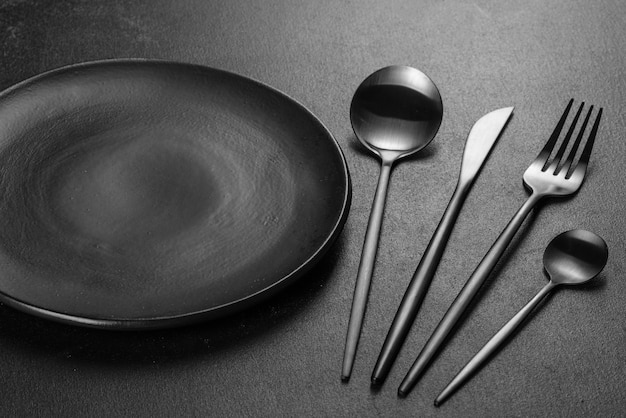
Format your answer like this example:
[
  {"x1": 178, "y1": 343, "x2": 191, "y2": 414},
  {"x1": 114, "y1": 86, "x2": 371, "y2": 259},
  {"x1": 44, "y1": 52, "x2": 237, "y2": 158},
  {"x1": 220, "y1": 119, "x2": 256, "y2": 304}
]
[
  {"x1": 435, "y1": 281, "x2": 556, "y2": 406},
  {"x1": 398, "y1": 192, "x2": 543, "y2": 397}
]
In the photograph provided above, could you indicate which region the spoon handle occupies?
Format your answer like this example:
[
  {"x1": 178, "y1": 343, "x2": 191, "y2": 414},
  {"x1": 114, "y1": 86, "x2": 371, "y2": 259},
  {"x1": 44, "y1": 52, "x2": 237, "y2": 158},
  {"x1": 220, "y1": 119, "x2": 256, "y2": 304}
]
[
  {"x1": 342, "y1": 160, "x2": 393, "y2": 381},
  {"x1": 398, "y1": 192, "x2": 542, "y2": 396},
  {"x1": 435, "y1": 281, "x2": 556, "y2": 406}
]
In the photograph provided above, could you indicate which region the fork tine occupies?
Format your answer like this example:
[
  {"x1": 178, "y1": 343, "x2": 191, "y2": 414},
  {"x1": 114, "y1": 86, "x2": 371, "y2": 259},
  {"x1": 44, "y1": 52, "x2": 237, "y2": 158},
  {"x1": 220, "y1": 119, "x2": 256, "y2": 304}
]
[
  {"x1": 559, "y1": 105, "x2": 593, "y2": 176},
  {"x1": 549, "y1": 102, "x2": 584, "y2": 174},
  {"x1": 568, "y1": 107, "x2": 602, "y2": 178},
  {"x1": 538, "y1": 99, "x2": 574, "y2": 170}
]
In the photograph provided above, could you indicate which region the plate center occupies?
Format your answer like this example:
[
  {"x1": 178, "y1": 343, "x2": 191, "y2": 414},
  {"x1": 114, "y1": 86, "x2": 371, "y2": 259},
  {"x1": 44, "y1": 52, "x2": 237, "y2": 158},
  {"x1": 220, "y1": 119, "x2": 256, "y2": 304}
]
[{"x1": 53, "y1": 137, "x2": 218, "y2": 247}]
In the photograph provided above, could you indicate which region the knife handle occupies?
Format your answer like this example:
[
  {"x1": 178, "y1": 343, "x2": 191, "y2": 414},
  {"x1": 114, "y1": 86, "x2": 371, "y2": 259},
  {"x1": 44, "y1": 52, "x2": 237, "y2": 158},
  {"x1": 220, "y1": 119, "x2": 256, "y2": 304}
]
[{"x1": 371, "y1": 182, "x2": 469, "y2": 385}]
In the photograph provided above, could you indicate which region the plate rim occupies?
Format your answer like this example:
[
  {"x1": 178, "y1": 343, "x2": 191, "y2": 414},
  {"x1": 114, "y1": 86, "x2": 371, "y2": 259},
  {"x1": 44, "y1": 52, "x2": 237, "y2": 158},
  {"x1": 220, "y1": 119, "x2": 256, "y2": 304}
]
[{"x1": 0, "y1": 58, "x2": 352, "y2": 329}]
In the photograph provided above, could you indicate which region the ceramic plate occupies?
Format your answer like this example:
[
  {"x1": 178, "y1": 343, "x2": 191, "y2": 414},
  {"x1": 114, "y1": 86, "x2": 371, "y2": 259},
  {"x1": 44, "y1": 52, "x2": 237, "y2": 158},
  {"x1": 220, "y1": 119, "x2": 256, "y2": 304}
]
[{"x1": 0, "y1": 60, "x2": 350, "y2": 329}]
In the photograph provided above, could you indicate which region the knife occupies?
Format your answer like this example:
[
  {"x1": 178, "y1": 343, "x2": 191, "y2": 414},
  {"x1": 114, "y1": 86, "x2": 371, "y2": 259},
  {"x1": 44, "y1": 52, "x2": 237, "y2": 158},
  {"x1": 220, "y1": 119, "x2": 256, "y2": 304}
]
[{"x1": 371, "y1": 107, "x2": 514, "y2": 385}]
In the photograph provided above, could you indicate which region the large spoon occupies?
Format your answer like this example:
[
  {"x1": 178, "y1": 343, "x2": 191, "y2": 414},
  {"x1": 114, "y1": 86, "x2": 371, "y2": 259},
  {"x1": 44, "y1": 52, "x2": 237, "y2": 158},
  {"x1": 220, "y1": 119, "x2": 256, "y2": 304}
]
[
  {"x1": 342, "y1": 66, "x2": 443, "y2": 381},
  {"x1": 435, "y1": 229, "x2": 609, "y2": 406}
]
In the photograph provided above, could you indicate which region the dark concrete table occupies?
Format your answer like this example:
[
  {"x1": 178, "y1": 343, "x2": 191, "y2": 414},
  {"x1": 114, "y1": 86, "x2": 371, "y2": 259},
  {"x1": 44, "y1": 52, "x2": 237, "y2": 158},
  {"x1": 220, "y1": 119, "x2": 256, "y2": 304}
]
[{"x1": 1, "y1": 1, "x2": 625, "y2": 416}]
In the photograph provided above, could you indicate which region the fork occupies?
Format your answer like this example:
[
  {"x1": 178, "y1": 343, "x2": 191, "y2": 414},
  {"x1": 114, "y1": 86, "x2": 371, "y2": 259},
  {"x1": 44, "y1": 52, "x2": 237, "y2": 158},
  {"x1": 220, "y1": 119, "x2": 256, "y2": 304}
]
[{"x1": 397, "y1": 99, "x2": 603, "y2": 397}]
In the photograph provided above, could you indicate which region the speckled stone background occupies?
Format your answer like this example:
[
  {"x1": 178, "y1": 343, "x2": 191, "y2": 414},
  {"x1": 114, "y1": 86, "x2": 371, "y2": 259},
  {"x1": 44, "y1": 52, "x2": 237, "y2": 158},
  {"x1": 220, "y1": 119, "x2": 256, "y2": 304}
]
[{"x1": 1, "y1": 0, "x2": 625, "y2": 416}]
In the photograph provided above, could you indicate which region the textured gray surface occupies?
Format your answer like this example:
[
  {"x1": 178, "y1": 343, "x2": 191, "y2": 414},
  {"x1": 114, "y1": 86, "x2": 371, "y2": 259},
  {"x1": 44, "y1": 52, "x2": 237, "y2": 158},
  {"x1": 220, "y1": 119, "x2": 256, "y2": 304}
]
[{"x1": 1, "y1": 0, "x2": 625, "y2": 416}]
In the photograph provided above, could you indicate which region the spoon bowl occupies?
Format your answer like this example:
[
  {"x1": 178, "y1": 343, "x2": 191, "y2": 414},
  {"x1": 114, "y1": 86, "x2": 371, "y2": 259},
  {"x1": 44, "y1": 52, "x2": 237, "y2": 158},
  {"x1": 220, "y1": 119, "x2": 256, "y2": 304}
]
[
  {"x1": 544, "y1": 229, "x2": 609, "y2": 285},
  {"x1": 350, "y1": 65, "x2": 443, "y2": 159},
  {"x1": 342, "y1": 66, "x2": 443, "y2": 380}
]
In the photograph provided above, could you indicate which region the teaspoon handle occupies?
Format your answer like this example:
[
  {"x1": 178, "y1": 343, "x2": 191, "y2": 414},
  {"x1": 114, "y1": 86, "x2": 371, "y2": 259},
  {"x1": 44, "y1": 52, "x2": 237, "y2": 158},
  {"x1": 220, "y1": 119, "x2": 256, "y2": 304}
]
[
  {"x1": 342, "y1": 160, "x2": 393, "y2": 381},
  {"x1": 398, "y1": 192, "x2": 542, "y2": 396},
  {"x1": 435, "y1": 281, "x2": 556, "y2": 406},
  {"x1": 372, "y1": 182, "x2": 470, "y2": 385}
]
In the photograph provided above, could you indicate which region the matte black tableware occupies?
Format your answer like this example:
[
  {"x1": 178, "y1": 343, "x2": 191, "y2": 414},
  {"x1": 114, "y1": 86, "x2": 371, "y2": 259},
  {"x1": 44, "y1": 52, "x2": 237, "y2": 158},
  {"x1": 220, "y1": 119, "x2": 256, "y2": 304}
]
[
  {"x1": 0, "y1": 59, "x2": 351, "y2": 329},
  {"x1": 399, "y1": 100, "x2": 602, "y2": 397}
]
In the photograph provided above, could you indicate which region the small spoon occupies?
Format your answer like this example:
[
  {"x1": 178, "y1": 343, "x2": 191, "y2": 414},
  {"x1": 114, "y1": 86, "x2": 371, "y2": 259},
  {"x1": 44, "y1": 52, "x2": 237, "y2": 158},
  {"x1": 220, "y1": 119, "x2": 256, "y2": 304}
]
[
  {"x1": 435, "y1": 229, "x2": 609, "y2": 406},
  {"x1": 342, "y1": 65, "x2": 443, "y2": 381}
]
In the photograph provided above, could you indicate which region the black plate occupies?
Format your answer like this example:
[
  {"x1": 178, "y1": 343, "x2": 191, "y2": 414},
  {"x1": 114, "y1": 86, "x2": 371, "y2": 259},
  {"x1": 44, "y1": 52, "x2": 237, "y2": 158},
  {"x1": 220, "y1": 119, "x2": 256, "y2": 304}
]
[{"x1": 0, "y1": 60, "x2": 350, "y2": 329}]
